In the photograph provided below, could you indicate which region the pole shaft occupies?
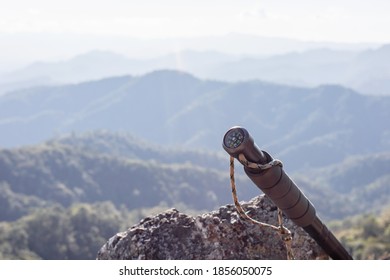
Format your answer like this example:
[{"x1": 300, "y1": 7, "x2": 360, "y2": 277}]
[{"x1": 223, "y1": 126, "x2": 353, "y2": 260}]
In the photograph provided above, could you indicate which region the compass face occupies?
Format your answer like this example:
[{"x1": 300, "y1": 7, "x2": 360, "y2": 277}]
[{"x1": 224, "y1": 128, "x2": 245, "y2": 149}]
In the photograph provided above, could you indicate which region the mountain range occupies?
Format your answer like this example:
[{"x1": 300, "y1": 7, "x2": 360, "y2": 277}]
[
  {"x1": 0, "y1": 32, "x2": 378, "y2": 72},
  {"x1": 2, "y1": 44, "x2": 390, "y2": 96},
  {"x1": 0, "y1": 70, "x2": 389, "y2": 172},
  {"x1": 209, "y1": 45, "x2": 390, "y2": 94}
]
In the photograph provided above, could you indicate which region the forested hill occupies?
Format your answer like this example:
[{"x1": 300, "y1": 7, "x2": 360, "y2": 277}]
[
  {"x1": 0, "y1": 70, "x2": 389, "y2": 171},
  {"x1": 1, "y1": 131, "x2": 389, "y2": 223},
  {"x1": 293, "y1": 153, "x2": 390, "y2": 219},
  {"x1": 0, "y1": 133, "x2": 257, "y2": 222},
  {"x1": 0, "y1": 131, "x2": 389, "y2": 259},
  {"x1": 47, "y1": 131, "x2": 227, "y2": 170}
]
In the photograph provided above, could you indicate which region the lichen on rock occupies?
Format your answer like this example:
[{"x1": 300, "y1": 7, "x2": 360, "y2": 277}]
[{"x1": 97, "y1": 195, "x2": 327, "y2": 260}]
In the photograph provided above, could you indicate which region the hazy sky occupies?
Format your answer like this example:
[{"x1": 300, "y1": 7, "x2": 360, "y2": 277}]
[
  {"x1": 1, "y1": 0, "x2": 390, "y2": 69},
  {"x1": 1, "y1": 0, "x2": 390, "y2": 42}
]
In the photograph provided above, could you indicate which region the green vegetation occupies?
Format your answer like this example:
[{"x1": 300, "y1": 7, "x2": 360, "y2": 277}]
[
  {"x1": 330, "y1": 208, "x2": 390, "y2": 260},
  {"x1": 0, "y1": 137, "x2": 250, "y2": 220},
  {"x1": 0, "y1": 132, "x2": 250, "y2": 259},
  {"x1": 0, "y1": 201, "x2": 173, "y2": 259},
  {"x1": 293, "y1": 153, "x2": 390, "y2": 221},
  {"x1": 0, "y1": 131, "x2": 389, "y2": 259}
]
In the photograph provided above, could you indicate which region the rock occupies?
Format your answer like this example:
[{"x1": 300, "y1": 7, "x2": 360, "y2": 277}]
[{"x1": 96, "y1": 195, "x2": 327, "y2": 260}]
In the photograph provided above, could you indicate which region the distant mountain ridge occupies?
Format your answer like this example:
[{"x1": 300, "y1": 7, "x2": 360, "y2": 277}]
[
  {"x1": 0, "y1": 70, "x2": 388, "y2": 172},
  {"x1": 2, "y1": 44, "x2": 390, "y2": 96},
  {"x1": 211, "y1": 44, "x2": 390, "y2": 95}
]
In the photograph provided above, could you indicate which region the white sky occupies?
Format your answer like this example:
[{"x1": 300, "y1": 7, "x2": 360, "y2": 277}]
[
  {"x1": 1, "y1": 0, "x2": 390, "y2": 70},
  {"x1": 1, "y1": 0, "x2": 390, "y2": 43}
]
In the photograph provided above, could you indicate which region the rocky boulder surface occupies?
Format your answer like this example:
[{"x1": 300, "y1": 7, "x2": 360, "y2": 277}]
[{"x1": 97, "y1": 195, "x2": 327, "y2": 260}]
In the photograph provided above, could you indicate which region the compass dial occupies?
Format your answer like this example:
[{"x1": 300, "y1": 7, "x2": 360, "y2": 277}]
[{"x1": 224, "y1": 128, "x2": 245, "y2": 149}]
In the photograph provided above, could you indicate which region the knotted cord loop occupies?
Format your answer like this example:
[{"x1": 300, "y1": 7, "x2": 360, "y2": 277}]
[
  {"x1": 229, "y1": 155, "x2": 294, "y2": 260},
  {"x1": 238, "y1": 153, "x2": 283, "y2": 170}
]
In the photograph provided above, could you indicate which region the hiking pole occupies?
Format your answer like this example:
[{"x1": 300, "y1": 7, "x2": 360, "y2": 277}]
[{"x1": 222, "y1": 126, "x2": 353, "y2": 260}]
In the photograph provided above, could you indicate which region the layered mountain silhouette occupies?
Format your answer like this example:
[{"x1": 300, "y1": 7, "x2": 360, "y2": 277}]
[
  {"x1": 2, "y1": 44, "x2": 390, "y2": 95},
  {"x1": 0, "y1": 70, "x2": 389, "y2": 171}
]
